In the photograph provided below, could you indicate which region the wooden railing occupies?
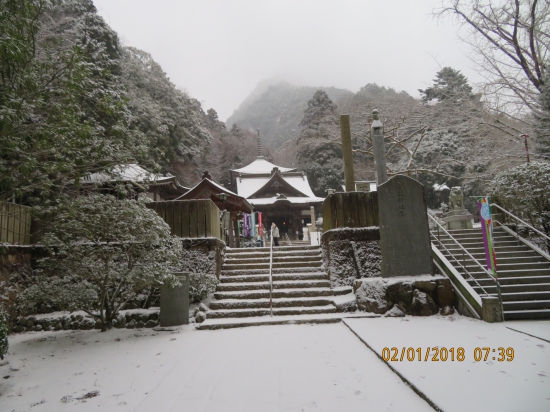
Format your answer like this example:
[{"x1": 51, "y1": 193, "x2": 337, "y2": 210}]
[
  {"x1": 146, "y1": 199, "x2": 221, "y2": 239},
  {"x1": 322, "y1": 192, "x2": 379, "y2": 231},
  {"x1": 0, "y1": 202, "x2": 32, "y2": 245}
]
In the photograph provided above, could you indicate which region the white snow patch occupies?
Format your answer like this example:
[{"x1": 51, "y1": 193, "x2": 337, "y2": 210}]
[{"x1": 344, "y1": 315, "x2": 550, "y2": 412}]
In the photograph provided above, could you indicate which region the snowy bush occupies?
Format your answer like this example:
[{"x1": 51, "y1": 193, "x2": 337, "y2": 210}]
[
  {"x1": 172, "y1": 243, "x2": 219, "y2": 302},
  {"x1": 19, "y1": 195, "x2": 182, "y2": 331},
  {"x1": 189, "y1": 272, "x2": 218, "y2": 303},
  {"x1": 0, "y1": 306, "x2": 8, "y2": 359},
  {"x1": 490, "y1": 161, "x2": 550, "y2": 253}
]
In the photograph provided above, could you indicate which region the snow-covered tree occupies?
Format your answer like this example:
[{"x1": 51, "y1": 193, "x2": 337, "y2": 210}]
[
  {"x1": 419, "y1": 67, "x2": 478, "y2": 103},
  {"x1": 490, "y1": 161, "x2": 550, "y2": 253},
  {"x1": 120, "y1": 47, "x2": 212, "y2": 170},
  {"x1": 0, "y1": 0, "x2": 146, "y2": 202},
  {"x1": 20, "y1": 194, "x2": 182, "y2": 331},
  {"x1": 296, "y1": 90, "x2": 343, "y2": 196}
]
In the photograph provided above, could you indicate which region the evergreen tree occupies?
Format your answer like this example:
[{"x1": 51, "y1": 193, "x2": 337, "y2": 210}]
[
  {"x1": 297, "y1": 90, "x2": 343, "y2": 196},
  {"x1": 0, "y1": 0, "x2": 146, "y2": 202},
  {"x1": 419, "y1": 67, "x2": 477, "y2": 103},
  {"x1": 300, "y1": 90, "x2": 338, "y2": 127},
  {"x1": 120, "y1": 46, "x2": 211, "y2": 169},
  {"x1": 205, "y1": 108, "x2": 225, "y2": 131}
]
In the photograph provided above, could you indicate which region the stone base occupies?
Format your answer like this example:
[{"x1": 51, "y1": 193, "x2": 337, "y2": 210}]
[
  {"x1": 482, "y1": 296, "x2": 503, "y2": 322},
  {"x1": 443, "y1": 212, "x2": 474, "y2": 230},
  {"x1": 354, "y1": 275, "x2": 455, "y2": 316},
  {"x1": 321, "y1": 227, "x2": 381, "y2": 288}
]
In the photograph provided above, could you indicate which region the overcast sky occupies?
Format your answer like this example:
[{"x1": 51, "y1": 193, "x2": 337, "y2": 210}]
[{"x1": 93, "y1": 0, "x2": 477, "y2": 121}]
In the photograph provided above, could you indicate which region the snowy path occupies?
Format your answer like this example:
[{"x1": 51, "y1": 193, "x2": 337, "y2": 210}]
[
  {"x1": 1, "y1": 323, "x2": 432, "y2": 412},
  {"x1": 344, "y1": 316, "x2": 550, "y2": 412}
]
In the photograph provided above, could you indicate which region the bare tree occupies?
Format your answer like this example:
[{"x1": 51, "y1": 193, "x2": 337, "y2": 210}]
[{"x1": 435, "y1": 0, "x2": 549, "y2": 116}]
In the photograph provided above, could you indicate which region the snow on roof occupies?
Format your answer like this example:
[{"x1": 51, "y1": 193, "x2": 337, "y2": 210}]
[
  {"x1": 236, "y1": 174, "x2": 318, "y2": 199},
  {"x1": 187, "y1": 178, "x2": 238, "y2": 196},
  {"x1": 248, "y1": 196, "x2": 324, "y2": 205},
  {"x1": 231, "y1": 157, "x2": 296, "y2": 174},
  {"x1": 83, "y1": 164, "x2": 172, "y2": 184}
]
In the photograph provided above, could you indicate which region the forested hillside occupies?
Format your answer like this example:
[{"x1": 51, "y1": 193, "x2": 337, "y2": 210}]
[
  {"x1": 226, "y1": 80, "x2": 353, "y2": 149},
  {"x1": 0, "y1": 0, "x2": 215, "y2": 201}
]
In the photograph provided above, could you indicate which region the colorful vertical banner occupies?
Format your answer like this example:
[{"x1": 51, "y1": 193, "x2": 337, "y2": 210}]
[
  {"x1": 478, "y1": 197, "x2": 498, "y2": 278},
  {"x1": 259, "y1": 213, "x2": 263, "y2": 236},
  {"x1": 250, "y1": 212, "x2": 256, "y2": 239}
]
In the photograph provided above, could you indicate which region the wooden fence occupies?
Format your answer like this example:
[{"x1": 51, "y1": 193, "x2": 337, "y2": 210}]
[
  {"x1": 322, "y1": 192, "x2": 379, "y2": 231},
  {"x1": 146, "y1": 199, "x2": 221, "y2": 239},
  {"x1": 0, "y1": 202, "x2": 32, "y2": 245}
]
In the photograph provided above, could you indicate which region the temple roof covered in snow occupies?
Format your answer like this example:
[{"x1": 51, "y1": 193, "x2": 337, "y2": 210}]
[{"x1": 232, "y1": 158, "x2": 323, "y2": 207}]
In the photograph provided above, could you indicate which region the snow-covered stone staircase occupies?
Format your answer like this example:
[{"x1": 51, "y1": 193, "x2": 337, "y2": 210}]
[
  {"x1": 432, "y1": 227, "x2": 550, "y2": 320},
  {"x1": 196, "y1": 245, "x2": 356, "y2": 329}
]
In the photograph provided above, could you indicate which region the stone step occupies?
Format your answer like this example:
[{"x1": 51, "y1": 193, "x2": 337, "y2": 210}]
[
  {"x1": 462, "y1": 262, "x2": 550, "y2": 272},
  {"x1": 442, "y1": 249, "x2": 548, "y2": 262},
  {"x1": 472, "y1": 282, "x2": 550, "y2": 294},
  {"x1": 216, "y1": 280, "x2": 331, "y2": 292},
  {"x1": 439, "y1": 245, "x2": 530, "y2": 255},
  {"x1": 214, "y1": 287, "x2": 352, "y2": 300},
  {"x1": 225, "y1": 245, "x2": 321, "y2": 254},
  {"x1": 224, "y1": 255, "x2": 321, "y2": 265},
  {"x1": 439, "y1": 240, "x2": 521, "y2": 249},
  {"x1": 444, "y1": 254, "x2": 545, "y2": 265},
  {"x1": 209, "y1": 296, "x2": 335, "y2": 310},
  {"x1": 219, "y1": 272, "x2": 328, "y2": 283},
  {"x1": 445, "y1": 258, "x2": 549, "y2": 271},
  {"x1": 502, "y1": 299, "x2": 550, "y2": 310},
  {"x1": 466, "y1": 268, "x2": 550, "y2": 278},
  {"x1": 196, "y1": 314, "x2": 343, "y2": 330},
  {"x1": 206, "y1": 305, "x2": 338, "y2": 319},
  {"x1": 223, "y1": 261, "x2": 323, "y2": 271},
  {"x1": 434, "y1": 234, "x2": 516, "y2": 244},
  {"x1": 499, "y1": 290, "x2": 550, "y2": 302},
  {"x1": 224, "y1": 249, "x2": 322, "y2": 259},
  {"x1": 221, "y1": 267, "x2": 323, "y2": 276},
  {"x1": 467, "y1": 275, "x2": 550, "y2": 286},
  {"x1": 504, "y1": 309, "x2": 550, "y2": 320}
]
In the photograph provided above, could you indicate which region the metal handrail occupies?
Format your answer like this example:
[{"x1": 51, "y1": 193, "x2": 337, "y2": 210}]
[
  {"x1": 268, "y1": 230, "x2": 274, "y2": 317},
  {"x1": 492, "y1": 203, "x2": 550, "y2": 258},
  {"x1": 429, "y1": 214, "x2": 505, "y2": 321},
  {"x1": 492, "y1": 203, "x2": 550, "y2": 243},
  {"x1": 428, "y1": 215, "x2": 497, "y2": 296}
]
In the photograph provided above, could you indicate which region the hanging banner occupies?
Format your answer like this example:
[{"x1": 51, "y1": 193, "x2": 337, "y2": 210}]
[
  {"x1": 259, "y1": 212, "x2": 263, "y2": 236},
  {"x1": 250, "y1": 212, "x2": 256, "y2": 239},
  {"x1": 478, "y1": 197, "x2": 498, "y2": 278}
]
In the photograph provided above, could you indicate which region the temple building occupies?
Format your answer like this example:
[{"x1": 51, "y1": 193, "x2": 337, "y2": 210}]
[{"x1": 230, "y1": 157, "x2": 324, "y2": 240}]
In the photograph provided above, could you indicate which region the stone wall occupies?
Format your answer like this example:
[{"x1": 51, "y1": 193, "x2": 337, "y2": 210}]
[
  {"x1": 321, "y1": 227, "x2": 381, "y2": 288},
  {"x1": 354, "y1": 275, "x2": 455, "y2": 317},
  {"x1": 11, "y1": 309, "x2": 161, "y2": 333}
]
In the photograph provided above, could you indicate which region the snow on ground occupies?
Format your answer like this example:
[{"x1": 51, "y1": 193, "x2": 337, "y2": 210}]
[
  {"x1": 344, "y1": 315, "x2": 550, "y2": 412},
  {"x1": 1, "y1": 323, "x2": 432, "y2": 412},
  {"x1": 504, "y1": 320, "x2": 550, "y2": 342},
  {"x1": 2, "y1": 316, "x2": 549, "y2": 412}
]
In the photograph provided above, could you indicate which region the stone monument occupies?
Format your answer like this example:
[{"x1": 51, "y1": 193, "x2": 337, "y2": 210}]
[
  {"x1": 443, "y1": 187, "x2": 474, "y2": 230},
  {"x1": 159, "y1": 272, "x2": 190, "y2": 327},
  {"x1": 378, "y1": 175, "x2": 433, "y2": 277}
]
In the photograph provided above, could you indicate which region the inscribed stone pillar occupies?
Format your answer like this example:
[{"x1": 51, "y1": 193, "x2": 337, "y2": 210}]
[
  {"x1": 371, "y1": 109, "x2": 388, "y2": 186},
  {"x1": 160, "y1": 272, "x2": 189, "y2": 327},
  {"x1": 378, "y1": 175, "x2": 432, "y2": 277},
  {"x1": 340, "y1": 114, "x2": 355, "y2": 192}
]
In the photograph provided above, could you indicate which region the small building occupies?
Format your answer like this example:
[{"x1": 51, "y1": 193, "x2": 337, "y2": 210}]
[
  {"x1": 230, "y1": 157, "x2": 324, "y2": 240},
  {"x1": 82, "y1": 164, "x2": 189, "y2": 201}
]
